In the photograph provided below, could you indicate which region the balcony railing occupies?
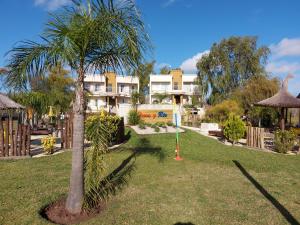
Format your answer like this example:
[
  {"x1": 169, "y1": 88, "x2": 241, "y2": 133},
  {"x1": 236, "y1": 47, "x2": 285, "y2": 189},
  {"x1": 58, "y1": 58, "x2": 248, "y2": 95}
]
[{"x1": 118, "y1": 88, "x2": 137, "y2": 94}]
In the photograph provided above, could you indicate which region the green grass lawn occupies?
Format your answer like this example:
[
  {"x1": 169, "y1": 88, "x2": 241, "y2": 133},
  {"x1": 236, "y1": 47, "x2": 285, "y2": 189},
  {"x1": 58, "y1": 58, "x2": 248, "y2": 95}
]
[{"x1": 0, "y1": 129, "x2": 300, "y2": 225}]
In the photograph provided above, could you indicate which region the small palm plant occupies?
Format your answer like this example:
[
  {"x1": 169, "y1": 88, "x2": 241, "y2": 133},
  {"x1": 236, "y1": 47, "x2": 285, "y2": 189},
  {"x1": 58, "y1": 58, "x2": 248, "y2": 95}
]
[
  {"x1": 84, "y1": 117, "x2": 135, "y2": 209},
  {"x1": 5, "y1": 0, "x2": 150, "y2": 214}
]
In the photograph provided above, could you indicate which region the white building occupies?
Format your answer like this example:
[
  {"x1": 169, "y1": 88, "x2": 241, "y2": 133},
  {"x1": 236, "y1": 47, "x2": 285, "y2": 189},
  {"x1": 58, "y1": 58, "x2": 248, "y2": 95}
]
[
  {"x1": 150, "y1": 69, "x2": 200, "y2": 105},
  {"x1": 84, "y1": 72, "x2": 139, "y2": 113}
]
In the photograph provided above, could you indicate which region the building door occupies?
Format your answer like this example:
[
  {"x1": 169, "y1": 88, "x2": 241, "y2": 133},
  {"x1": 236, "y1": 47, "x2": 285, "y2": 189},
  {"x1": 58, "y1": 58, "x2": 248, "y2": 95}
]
[{"x1": 174, "y1": 95, "x2": 181, "y2": 104}]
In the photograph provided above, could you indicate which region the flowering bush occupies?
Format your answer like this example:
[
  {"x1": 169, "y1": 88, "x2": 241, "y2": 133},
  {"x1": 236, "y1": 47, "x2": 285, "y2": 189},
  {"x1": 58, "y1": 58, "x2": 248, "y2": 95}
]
[
  {"x1": 41, "y1": 135, "x2": 56, "y2": 154},
  {"x1": 86, "y1": 110, "x2": 123, "y2": 145}
]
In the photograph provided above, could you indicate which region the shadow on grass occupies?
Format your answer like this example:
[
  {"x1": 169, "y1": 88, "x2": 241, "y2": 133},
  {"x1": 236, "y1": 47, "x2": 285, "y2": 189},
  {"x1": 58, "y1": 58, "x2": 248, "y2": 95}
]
[
  {"x1": 124, "y1": 130, "x2": 131, "y2": 142},
  {"x1": 115, "y1": 134, "x2": 165, "y2": 162},
  {"x1": 233, "y1": 160, "x2": 300, "y2": 225},
  {"x1": 130, "y1": 137, "x2": 165, "y2": 162},
  {"x1": 84, "y1": 152, "x2": 137, "y2": 209}
]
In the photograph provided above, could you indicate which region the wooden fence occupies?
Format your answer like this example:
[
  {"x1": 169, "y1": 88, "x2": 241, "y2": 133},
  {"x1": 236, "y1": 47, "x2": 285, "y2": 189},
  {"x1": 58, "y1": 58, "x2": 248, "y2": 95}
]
[
  {"x1": 246, "y1": 126, "x2": 265, "y2": 149},
  {"x1": 59, "y1": 114, "x2": 73, "y2": 149},
  {"x1": 59, "y1": 114, "x2": 125, "y2": 150},
  {"x1": 0, "y1": 118, "x2": 31, "y2": 157}
]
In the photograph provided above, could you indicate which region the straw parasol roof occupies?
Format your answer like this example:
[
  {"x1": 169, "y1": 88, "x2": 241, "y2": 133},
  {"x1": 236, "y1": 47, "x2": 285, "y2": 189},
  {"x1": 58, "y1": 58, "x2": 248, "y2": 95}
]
[
  {"x1": 255, "y1": 74, "x2": 300, "y2": 108},
  {"x1": 0, "y1": 93, "x2": 25, "y2": 110},
  {"x1": 0, "y1": 68, "x2": 8, "y2": 74}
]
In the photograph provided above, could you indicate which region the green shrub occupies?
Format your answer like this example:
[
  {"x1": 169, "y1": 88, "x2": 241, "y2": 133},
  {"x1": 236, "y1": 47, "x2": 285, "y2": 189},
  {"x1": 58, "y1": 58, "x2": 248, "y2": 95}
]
[
  {"x1": 138, "y1": 121, "x2": 146, "y2": 129},
  {"x1": 154, "y1": 126, "x2": 160, "y2": 132},
  {"x1": 86, "y1": 111, "x2": 122, "y2": 145},
  {"x1": 128, "y1": 110, "x2": 140, "y2": 125},
  {"x1": 274, "y1": 130, "x2": 296, "y2": 153},
  {"x1": 156, "y1": 122, "x2": 165, "y2": 127},
  {"x1": 167, "y1": 121, "x2": 173, "y2": 126},
  {"x1": 205, "y1": 100, "x2": 243, "y2": 123},
  {"x1": 151, "y1": 123, "x2": 157, "y2": 129},
  {"x1": 145, "y1": 122, "x2": 152, "y2": 127},
  {"x1": 223, "y1": 114, "x2": 246, "y2": 144}
]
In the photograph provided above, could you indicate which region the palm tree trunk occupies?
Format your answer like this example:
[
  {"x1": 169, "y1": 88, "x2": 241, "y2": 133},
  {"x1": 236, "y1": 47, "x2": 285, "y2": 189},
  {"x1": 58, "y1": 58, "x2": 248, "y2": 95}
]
[{"x1": 66, "y1": 69, "x2": 85, "y2": 214}]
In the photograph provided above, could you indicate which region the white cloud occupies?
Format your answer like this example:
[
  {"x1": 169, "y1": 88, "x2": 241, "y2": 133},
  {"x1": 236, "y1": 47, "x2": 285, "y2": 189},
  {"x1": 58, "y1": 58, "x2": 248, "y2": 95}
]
[
  {"x1": 180, "y1": 50, "x2": 209, "y2": 73},
  {"x1": 266, "y1": 61, "x2": 300, "y2": 74},
  {"x1": 34, "y1": 0, "x2": 71, "y2": 10},
  {"x1": 162, "y1": 0, "x2": 177, "y2": 7},
  {"x1": 270, "y1": 38, "x2": 300, "y2": 58}
]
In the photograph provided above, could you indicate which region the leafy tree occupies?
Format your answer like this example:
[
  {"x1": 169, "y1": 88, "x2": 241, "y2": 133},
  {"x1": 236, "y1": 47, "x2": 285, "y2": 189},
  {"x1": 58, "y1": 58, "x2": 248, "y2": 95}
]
[
  {"x1": 205, "y1": 100, "x2": 242, "y2": 123},
  {"x1": 153, "y1": 92, "x2": 169, "y2": 104},
  {"x1": 10, "y1": 91, "x2": 49, "y2": 126},
  {"x1": 131, "y1": 91, "x2": 140, "y2": 111},
  {"x1": 231, "y1": 75, "x2": 279, "y2": 112},
  {"x1": 231, "y1": 75, "x2": 280, "y2": 127},
  {"x1": 5, "y1": 0, "x2": 149, "y2": 214},
  {"x1": 159, "y1": 65, "x2": 170, "y2": 74},
  {"x1": 197, "y1": 36, "x2": 270, "y2": 104},
  {"x1": 46, "y1": 65, "x2": 74, "y2": 113},
  {"x1": 132, "y1": 61, "x2": 155, "y2": 103}
]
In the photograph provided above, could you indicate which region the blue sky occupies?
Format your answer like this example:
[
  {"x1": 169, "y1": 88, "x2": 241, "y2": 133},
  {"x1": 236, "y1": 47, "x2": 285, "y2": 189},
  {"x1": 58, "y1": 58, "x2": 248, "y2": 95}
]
[{"x1": 1, "y1": 0, "x2": 300, "y2": 93}]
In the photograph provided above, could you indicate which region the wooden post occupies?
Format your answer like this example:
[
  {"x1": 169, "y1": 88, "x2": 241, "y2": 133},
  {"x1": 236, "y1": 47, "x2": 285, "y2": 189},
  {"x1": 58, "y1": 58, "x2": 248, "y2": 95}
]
[
  {"x1": 0, "y1": 119, "x2": 3, "y2": 157},
  {"x1": 14, "y1": 120, "x2": 18, "y2": 156},
  {"x1": 9, "y1": 116, "x2": 14, "y2": 156},
  {"x1": 261, "y1": 128, "x2": 265, "y2": 149},
  {"x1": 65, "y1": 117, "x2": 69, "y2": 149},
  {"x1": 5, "y1": 118, "x2": 9, "y2": 156},
  {"x1": 60, "y1": 119, "x2": 64, "y2": 149},
  {"x1": 22, "y1": 125, "x2": 26, "y2": 156},
  {"x1": 26, "y1": 125, "x2": 30, "y2": 155},
  {"x1": 17, "y1": 124, "x2": 22, "y2": 156},
  {"x1": 280, "y1": 107, "x2": 285, "y2": 130}
]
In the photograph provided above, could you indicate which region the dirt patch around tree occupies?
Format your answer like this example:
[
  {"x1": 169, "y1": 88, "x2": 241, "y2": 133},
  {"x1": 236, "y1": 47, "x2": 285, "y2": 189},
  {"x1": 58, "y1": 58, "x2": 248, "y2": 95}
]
[{"x1": 41, "y1": 198, "x2": 106, "y2": 225}]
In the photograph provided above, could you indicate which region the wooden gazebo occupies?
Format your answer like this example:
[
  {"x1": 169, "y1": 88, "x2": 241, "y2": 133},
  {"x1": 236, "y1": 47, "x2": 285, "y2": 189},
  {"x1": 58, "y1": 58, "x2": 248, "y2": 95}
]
[
  {"x1": 0, "y1": 93, "x2": 30, "y2": 158},
  {"x1": 255, "y1": 74, "x2": 300, "y2": 130}
]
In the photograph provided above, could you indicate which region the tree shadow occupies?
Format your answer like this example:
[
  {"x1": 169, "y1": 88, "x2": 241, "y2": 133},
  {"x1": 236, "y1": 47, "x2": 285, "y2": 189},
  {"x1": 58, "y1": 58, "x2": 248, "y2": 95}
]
[
  {"x1": 115, "y1": 135, "x2": 165, "y2": 162},
  {"x1": 84, "y1": 152, "x2": 137, "y2": 209},
  {"x1": 233, "y1": 160, "x2": 300, "y2": 225},
  {"x1": 124, "y1": 130, "x2": 131, "y2": 142},
  {"x1": 130, "y1": 137, "x2": 165, "y2": 162}
]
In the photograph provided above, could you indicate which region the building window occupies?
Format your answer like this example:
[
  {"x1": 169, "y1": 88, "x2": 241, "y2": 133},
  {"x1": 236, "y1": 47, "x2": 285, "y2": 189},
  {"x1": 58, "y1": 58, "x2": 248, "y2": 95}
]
[
  {"x1": 120, "y1": 84, "x2": 124, "y2": 93},
  {"x1": 174, "y1": 82, "x2": 178, "y2": 90},
  {"x1": 85, "y1": 83, "x2": 90, "y2": 91},
  {"x1": 131, "y1": 85, "x2": 135, "y2": 92},
  {"x1": 95, "y1": 84, "x2": 100, "y2": 92},
  {"x1": 107, "y1": 84, "x2": 112, "y2": 92}
]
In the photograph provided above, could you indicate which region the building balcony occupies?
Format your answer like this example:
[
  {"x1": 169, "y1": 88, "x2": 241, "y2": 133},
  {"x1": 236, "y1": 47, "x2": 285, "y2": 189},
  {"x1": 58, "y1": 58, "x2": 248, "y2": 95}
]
[{"x1": 118, "y1": 89, "x2": 137, "y2": 96}]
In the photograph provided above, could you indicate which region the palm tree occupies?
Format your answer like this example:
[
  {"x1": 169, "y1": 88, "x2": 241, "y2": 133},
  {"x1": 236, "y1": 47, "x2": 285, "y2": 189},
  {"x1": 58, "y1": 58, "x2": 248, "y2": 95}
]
[{"x1": 5, "y1": 0, "x2": 149, "y2": 214}]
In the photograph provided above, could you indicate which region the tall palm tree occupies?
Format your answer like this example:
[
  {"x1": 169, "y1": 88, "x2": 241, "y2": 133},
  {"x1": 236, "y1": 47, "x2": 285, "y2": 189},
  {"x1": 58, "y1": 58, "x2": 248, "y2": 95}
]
[{"x1": 5, "y1": 0, "x2": 149, "y2": 214}]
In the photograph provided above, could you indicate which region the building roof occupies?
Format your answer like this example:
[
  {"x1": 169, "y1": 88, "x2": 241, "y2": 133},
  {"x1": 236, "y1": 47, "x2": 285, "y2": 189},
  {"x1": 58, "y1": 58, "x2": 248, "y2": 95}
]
[
  {"x1": 0, "y1": 93, "x2": 25, "y2": 110},
  {"x1": 255, "y1": 74, "x2": 300, "y2": 108}
]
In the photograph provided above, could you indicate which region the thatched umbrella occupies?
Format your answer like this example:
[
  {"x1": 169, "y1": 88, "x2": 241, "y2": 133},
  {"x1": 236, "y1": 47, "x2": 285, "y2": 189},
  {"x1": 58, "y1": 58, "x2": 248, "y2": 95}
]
[
  {"x1": 255, "y1": 74, "x2": 300, "y2": 130},
  {"x1": 0, "y1": 68, "x2": 8, "y2": 74},
  {"x1": 0, "y1": 93, "x2": 25, "y2": 111}
]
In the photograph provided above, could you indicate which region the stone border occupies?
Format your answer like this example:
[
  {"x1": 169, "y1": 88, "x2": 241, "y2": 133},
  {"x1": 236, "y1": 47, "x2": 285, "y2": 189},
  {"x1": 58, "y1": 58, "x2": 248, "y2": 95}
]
[{"x1": 131, "y1": 125, "x2": 184, "y2": 135}]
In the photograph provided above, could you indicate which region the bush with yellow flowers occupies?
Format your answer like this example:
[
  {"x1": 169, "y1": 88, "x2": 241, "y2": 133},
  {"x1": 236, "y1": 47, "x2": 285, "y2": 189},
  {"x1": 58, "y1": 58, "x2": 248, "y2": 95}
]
[{"x1": 41, "y1": 135, "x2": 56, "y2": 154}]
